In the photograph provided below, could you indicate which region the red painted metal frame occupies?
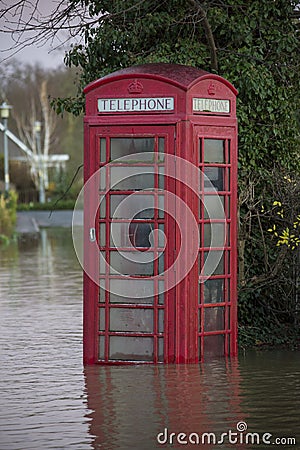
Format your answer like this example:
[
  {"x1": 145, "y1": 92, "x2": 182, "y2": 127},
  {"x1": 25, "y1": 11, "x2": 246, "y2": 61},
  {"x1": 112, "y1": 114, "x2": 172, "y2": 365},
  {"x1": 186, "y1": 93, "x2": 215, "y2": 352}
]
[
  {"x1": 83, "y1": 63, "x2": 238, "y2": 364},
  {"x1": 195, "y1": 126, "x2": 238, "y2": 361},
  {"x1": 83, "y1": 121, "x2": 99, "y2": 364}
]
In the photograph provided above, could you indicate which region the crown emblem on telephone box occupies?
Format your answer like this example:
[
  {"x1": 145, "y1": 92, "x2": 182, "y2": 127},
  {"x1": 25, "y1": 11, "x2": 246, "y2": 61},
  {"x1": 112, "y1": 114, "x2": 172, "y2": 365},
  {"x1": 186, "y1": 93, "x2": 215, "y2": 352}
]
[
  {"x1": 208, "y1": 82, "x2": 216, "y2": 95},
  {"x1": 127, "y1": 79, "x2": 144, "y2": 94}
]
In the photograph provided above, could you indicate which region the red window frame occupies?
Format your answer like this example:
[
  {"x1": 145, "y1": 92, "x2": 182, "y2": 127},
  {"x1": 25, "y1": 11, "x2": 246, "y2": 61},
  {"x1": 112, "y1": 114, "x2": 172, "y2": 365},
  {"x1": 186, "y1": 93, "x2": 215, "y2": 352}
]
[{"x1": 195, "y1": 126, "x2": 238, "y2": 361}]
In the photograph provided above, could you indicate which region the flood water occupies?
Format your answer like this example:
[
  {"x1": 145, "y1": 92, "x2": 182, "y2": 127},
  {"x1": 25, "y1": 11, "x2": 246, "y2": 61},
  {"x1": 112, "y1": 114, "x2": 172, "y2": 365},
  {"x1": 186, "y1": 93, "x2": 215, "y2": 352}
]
[{"x1": 0, "y1": 228, "x2": 299, "y2": 450}]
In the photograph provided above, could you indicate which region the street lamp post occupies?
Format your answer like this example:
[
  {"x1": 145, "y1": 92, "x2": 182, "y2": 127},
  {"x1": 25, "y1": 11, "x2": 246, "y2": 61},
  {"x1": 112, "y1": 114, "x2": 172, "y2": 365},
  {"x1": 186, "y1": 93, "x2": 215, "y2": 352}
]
[
  {"x1": 0, "y1": 102, "x2": 12, "y2": 195},
  {"x1": 34, "y1": 120, "x2": 45, "y2": 204}
]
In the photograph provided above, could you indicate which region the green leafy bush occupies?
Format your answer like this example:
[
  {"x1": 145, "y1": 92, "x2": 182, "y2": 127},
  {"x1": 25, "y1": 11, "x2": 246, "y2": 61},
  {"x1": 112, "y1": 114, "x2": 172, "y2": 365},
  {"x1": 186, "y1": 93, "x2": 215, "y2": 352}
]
[
  {"x1": 17, "y1": 199, "x2": 76, "y2": 211},
  {"x1": 0, "y1": 191, "x2": 18, "y2": 243}
]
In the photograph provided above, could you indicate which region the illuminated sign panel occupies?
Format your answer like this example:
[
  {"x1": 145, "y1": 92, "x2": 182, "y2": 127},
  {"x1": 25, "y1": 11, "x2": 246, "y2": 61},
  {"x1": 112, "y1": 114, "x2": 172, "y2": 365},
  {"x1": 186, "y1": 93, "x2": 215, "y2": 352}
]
[
  {"x1": 193, "y1": 98, "x2": 230, "y2": 114},
  {"x1": 98, "y1": 97, "x2": 174, "y2": 113}
]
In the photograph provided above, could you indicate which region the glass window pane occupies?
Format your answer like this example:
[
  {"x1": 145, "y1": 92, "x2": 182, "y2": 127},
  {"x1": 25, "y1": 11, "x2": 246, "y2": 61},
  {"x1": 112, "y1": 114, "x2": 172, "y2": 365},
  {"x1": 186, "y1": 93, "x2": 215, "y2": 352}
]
[
  {"x1": 99, "y1": 285, "x2": 105, "y2": 303},
  {"x1": 227, "y1": 279, "x2": 230, "y2": 301},
  {"x1": 227, "y1": 196, "x2": 231, "y2": 218},
  {"x1": 203, "y1": 251, "x2": 224, "y2": 276},
  {"x1": 109, "y1": 294, "x2": 154, "y2": 304},
  {"x1": 109, "y1": 293, "x2": 154, "y2": 305},
  {"x1": 100, "y1": 166, "x2": 106, "y2": 191},
  {"x1": 110, "y1": 166, "x2": 154, "y2": 190},
  {"x1": 100, "y1": 251, "x2": 106, "y2": 274},
  {"x1": 110, "y1": 308, "x2": 153, "y2": 333},
  {"x1": 99, "y1": 279, "x2": 106, "y2": 304},
  {"x1": 204, "y1": 334, "x2": 225, "y2": 358},
  {"x1": 158, "y1": 224, "x2": 166, "y2": 248},
  {"x1": 110, "y1": 222, "x2": 153, "y2": 248},
  {"x1": 130, "y1": 223, "x2": 153, "y2": 248},
  {"x1": 109, "y1": 278, "x2": 154, "y2": 301},
  {"x1": 199, "y1": 139, "x2": 203, "y2": 164},
  {"x1": 110, "y1": 138, "x2": 155, "y2": 161},
  {"x1": 158, "y1": 195, "x2": 164, "y2": 218},
  {"x1": 158, "y1": 338, "x2": 164, "y2": 362},
  {"x1": 158, "y1": 166, "x2": 165, "y2": 189},
  {"x1": 110, "y1": 251, "x2": 154, "y2": 275},
  {"x1": 99, "y1": 223, "x2": 106, "y2": 247},
  {"x1": 203, "y1": 279, "x2": 224, "y2": 303},
  {"x1": 203, "y1": 223, "x2": 225, "y2": 248},
  {"x1": 99, "y1": 308, "x2": 105, "y2": 331},
  {"x1": 158, "y1": 294, "x2": 164, "y2": 305},
  {"x1": 110, "y1": 194, "x2": 154, "y2": 219},
  {"x1": 158, "y1": 254, "x2": 164, "y2": 274},
  {"x1": 203, "y1": 195, "x2": 225, "y2": 219},
  {"x1": 199, "y1": 336, "x2": 202, "y2": 360},
  {"x1": 158, "y1": 280, "x2": 165, "y2": 304},
  {"x1": 100, "y1": 138, "x2": 106, "y2": 162},
  {"x1": 100, "y1": 196, "x2": 106, "y2": 218},
  {"x1": 204, "y1": 307, "x2": 225, "y2": 331},
  {"x1": 158, "y1": 309, "x2": 164, "y2": 333},
  {"x1": 158, "y1": 137, "x2": 165, "y2": 161},
  {"x1": 227, "y1": 170, "x2": 230, "y2": 192},
  {"x1": 99, "y1": 336, "x2": 105, "y2": 359},
  {"x1": 109, "y1": 336, "x2": 154, "y2": 361},
  {"x1": 110, "y1": 222, "x2": 129, "y2": 248},
  {"x1": 204, "y1": 167, "x2": 224, "y2": 191},
  {"x1": 203, "y1": 139, "x2": 225, "y2": 163}
]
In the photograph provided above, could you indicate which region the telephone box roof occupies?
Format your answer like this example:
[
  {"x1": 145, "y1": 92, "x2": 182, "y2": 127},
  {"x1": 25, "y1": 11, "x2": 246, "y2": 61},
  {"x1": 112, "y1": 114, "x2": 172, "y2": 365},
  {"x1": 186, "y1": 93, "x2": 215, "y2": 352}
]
[{"x1": 84, "y1": 63, "x2": 237, "y2": 94}]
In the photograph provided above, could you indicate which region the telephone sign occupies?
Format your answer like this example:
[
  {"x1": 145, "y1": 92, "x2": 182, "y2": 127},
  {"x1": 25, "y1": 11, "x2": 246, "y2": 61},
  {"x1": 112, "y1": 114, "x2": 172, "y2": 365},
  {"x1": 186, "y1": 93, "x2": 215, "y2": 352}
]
[{"x1": 98, "y1": 97, "x2": 174, "y2": 113}]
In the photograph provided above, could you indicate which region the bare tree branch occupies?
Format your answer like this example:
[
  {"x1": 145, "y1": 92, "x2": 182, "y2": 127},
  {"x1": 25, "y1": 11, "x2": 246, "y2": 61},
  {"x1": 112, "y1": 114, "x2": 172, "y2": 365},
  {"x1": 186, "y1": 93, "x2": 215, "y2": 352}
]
[
  {"x1": 0, "y1": 0, "x2": 90, "y2": 61},
  {"x1": 0, "y1": 0, "x2": 152, "y2": 60},
  {"x1": 188, "y1": 0, "x2": 218, "y2": 72}
]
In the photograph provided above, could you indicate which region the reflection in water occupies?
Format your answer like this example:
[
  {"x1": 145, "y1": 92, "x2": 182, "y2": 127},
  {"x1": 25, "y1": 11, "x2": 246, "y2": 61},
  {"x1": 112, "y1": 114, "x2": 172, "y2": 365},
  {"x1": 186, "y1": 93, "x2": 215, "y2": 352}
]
[
  {"x1": 84, "y1": 355, "x2": 299, "y2": 450},
  {"x1": 0, "y1": 228, "x2": 299, "y2": 449},
  {"x1": 84, "y1": 360, "x2": 245, "y2": 450}
]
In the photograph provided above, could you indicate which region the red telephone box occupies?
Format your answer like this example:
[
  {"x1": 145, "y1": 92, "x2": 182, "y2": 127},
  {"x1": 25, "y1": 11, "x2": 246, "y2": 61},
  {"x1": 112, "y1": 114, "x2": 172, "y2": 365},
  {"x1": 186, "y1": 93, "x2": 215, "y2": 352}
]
[{"x1": 83, "y1": 63, "x2": 238, "y2": 364}]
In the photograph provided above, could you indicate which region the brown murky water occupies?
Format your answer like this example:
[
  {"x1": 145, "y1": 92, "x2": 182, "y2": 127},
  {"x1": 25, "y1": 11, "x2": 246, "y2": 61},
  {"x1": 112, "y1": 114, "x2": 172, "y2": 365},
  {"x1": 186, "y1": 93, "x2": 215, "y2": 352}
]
[{"x1": 0, "y1": 228, "x2": 299, "y2": 449}]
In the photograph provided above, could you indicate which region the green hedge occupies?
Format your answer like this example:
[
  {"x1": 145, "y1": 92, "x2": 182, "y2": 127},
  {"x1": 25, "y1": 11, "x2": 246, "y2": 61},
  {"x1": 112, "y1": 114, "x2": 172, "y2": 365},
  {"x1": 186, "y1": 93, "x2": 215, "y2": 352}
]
[
  {"x1": 17, "y1": 199, "x2": 76, "y2": 211},
  {"x1": 0, "y1": 191, "x2": 18, "y2": 244}
]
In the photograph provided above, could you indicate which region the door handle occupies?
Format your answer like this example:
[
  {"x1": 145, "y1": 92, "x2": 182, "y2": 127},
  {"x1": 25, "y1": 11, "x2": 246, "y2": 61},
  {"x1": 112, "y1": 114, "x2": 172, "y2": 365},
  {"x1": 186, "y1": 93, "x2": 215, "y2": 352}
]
[{"x1": 89, "y1": 227, "x2": 96, "y2": 242}]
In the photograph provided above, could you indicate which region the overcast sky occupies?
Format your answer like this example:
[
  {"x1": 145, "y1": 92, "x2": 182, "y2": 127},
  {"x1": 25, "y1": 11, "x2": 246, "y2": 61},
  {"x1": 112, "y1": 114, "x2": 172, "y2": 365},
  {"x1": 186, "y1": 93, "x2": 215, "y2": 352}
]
[
  {"x1": 0, "y1": 0, "x2": 79, "y2": 69},
  {"x1": 0, "y1": 33, "x2": 66, "y2": 69}
]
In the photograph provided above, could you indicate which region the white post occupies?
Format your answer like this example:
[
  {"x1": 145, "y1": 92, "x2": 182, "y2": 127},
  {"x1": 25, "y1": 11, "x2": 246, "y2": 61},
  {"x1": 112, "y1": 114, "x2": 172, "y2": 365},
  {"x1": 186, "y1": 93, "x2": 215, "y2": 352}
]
[{"x1": 0, "y1": 102, "x2": 12, "y2": 194}]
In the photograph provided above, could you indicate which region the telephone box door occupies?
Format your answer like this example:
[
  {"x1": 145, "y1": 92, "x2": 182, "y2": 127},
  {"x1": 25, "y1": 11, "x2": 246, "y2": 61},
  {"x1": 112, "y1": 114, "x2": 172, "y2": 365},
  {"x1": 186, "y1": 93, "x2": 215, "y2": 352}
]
[{"x1": 84, "y1": 125, "x2": 176, "y2": 364}]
